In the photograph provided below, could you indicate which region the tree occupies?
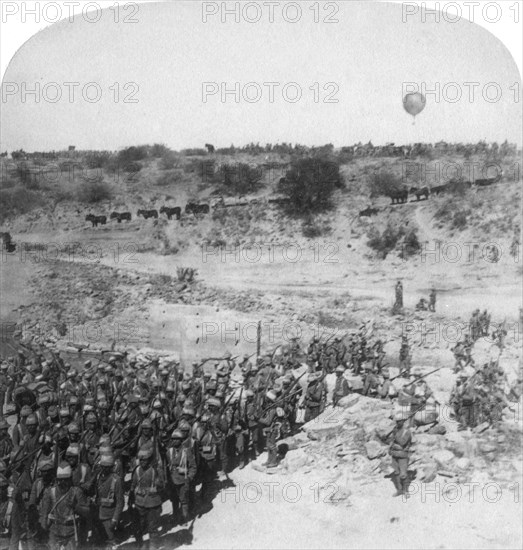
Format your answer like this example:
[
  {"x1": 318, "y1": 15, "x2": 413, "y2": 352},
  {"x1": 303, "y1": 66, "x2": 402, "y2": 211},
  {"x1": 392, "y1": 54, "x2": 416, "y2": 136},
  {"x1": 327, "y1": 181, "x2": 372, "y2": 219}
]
[{"x1": 277, "y1": 157, "x2": 343, "y2": 215}]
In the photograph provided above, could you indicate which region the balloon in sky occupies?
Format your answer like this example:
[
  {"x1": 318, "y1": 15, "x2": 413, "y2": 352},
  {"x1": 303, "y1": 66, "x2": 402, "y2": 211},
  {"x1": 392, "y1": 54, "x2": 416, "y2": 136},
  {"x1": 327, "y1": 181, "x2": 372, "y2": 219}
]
[{"x1": 403, "y1": 92, "x2": 426, "y2": 121}]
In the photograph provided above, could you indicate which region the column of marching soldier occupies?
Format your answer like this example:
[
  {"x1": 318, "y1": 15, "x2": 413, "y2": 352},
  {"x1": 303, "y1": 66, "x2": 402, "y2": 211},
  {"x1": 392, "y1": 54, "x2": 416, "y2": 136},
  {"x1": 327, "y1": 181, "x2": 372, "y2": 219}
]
[{"x1": 0, "y1": 323, "x2": 521, "y2": 550}]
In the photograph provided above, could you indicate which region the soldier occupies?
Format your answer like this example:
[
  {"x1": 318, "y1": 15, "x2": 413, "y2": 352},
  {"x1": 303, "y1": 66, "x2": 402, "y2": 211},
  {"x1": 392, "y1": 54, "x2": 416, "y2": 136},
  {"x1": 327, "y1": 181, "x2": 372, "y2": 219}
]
[
  {"x1": 166, "y1": 430, "x2": 196, "y2": 526},
  {"x1": 94, "y1": 454, "x2": 124, "y2": 550},
  {"x1": 129, "y1": 447, "x2": 165, "y2": 550},
  {"x1": 303, "y1": 372, "x2": 326, "y2": 422},
  {"x1": 394, "y1": 280, "x2": 403, "y2": 311},
  {"x1": 458, "y1": 373, "x2": 477, "y2": 429},
  {"x1": 193, "y1": 412, "x2": 219, "y2": 512},
  {"x1": 81, "y1": 413, "x2": 100, "y2": 467},
  {"x1": 377, "y1": 368, "x2": 394, "y2": 400},
  {"x1": 0, "y1": 419, "x2": 13, "y2": 462},
  {"x1": 206, "y1": 398, "x2": 229, "y2": 478},
  {"x1": 428, "y1": 288, "x2": 436, "y2": 312},
  {"x1": 27, "y1": 461, "x2": 55, "y2": 550},
  {"x1": 399, "y1": 337, "x2": 411, "y2": 377},
  {"x1": 238, "y1": 354, "x2": 253, "y2": 377},
  {"x1": 333, "y1": 336, "x2": 347, "y2": 365},
  {"x1": 259, "y1": 401, "x2": 287, "y2": 469},
  {"x1": 136, "y1": 420, "x2": 155, "y2": 460},
  {"x1": 332, "y1": 366, "x2": 350, "y2": 406},
  {"x1": 388, "y1": 415, "x2": 412, "y2": 497},
  {"x1": 0, "y1": 473, "x2": 25, "y2": 550},
  {"x1": 362, "y1": 364, "x2": 380, "y2": 397},
  {"x1": 307, "y1": 336, "x2": 321, "y2": 361},
  {"x1": 0, "y1": 363, "x2": 8, "y2": 415},
  {"x1": 12, "y1": 405, "x2": 32, "y2": 448},
  {"x1": 41, "y1": 463, "x2": 84, "y2": 550},
  {"x1": 65, "y1": 444, "x2": 92, "y2": 545}
]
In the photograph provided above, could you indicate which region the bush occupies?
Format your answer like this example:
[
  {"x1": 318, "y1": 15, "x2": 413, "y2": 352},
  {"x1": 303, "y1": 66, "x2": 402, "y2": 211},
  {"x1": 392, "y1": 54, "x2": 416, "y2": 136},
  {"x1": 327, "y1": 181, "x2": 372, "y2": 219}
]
[
  {"x1": 370, "y1": 169, "x2": 402, "y2": 198},
  {"x1": 77, "y1": 181, "x2": 112, "y2": 203},
  {"x1": 156, "y1": 170, "x2": 184, "y2": 187},
  {"x1": 277, "y1": 156, "x2": 343, "y2": 215},
  {"x1": 367, "y1": 222, "x2": 406, "y2": 259},
  {"x1": 400, "y1": 229, "x2": 421, "y2": 258},
  {"x1": 123, "y1": 161, "x2": 142, "y2": 173},
  {"x1": 160, "y1": 150, "x2": 181, "y2": 170},
  {"x1": 451, "y1": 210, "x2": 468, "y2": 230},
  {"x1": 84, "y1": 151, "x2": 114, "y2": 169},
  {"x1": 0, "y1": 187, "x2": 41, "y2": 222},
  {"x1": 216, "y1": 163, "x2": 265, "y2": 196},
  {"x1": 301, "y1": 215, "x2": 332, "y2": 238},
  {"x1": 181, "y1": 148, "x2": 207, "y2": 156},
  {"x1": 117, "y1": 146, "x2": 148, "y2": 165},
  {"x1": 151, "y1": 143, "x2": 170, "y2": 158}
]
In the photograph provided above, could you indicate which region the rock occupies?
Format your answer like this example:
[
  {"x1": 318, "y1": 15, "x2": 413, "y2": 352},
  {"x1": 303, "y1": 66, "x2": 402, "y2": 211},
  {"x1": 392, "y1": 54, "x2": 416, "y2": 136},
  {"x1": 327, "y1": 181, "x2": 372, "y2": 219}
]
[
  {"x1": 280, "y1": 448, "x2": 310, "y2": 473},
  {"x1": 474, "y1": 421, "x2": 490, "y2": 434},
  {"x1": 419, "y1": 463, "x2": 438, "y2": 482},
  {"x1": 479, "y1": 442, "x2": 497, "y2": 454},
  {"x1": 375, "y1": 418, "x2": 396, "y2": 441},
  {"x1": 280, "y1": 432, "x2": 309, "y2": 451},
  {"x1": 447, "y1": 439, "x2": 467, "y2": 458},
  {"x1": 365, "y1": 440, "x2": 387, "y2": 460},
  {"x1": 413, "y1": 434, "x2": 438, "y2": 446},
  {"x1": 432, "y1": 449, "x2": 455, "y2": 468},
  {"x1": 427, "y1": 424, "x2": 446, "y2": 435},
  {"x1": 456, "y1": 457, "x2": 471, "y2": 470},
  {"x1": 337, "y1": 394, "x2": 360, "y2": 408}
]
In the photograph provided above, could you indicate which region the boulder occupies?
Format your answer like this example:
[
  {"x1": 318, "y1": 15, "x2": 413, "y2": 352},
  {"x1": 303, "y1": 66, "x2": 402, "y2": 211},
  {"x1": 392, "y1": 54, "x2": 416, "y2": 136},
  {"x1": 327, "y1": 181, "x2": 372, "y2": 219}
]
[
  {"x1": 419, "y1": 463, "x2": 438, "y2": 482},
  {"x1": 337, "y1": 394, "x2": 360, "y2": 408},
  {"x1": 479, "y1": 442, "x2": 497, "y2": 454},
  {"x1": 413, "y1": 434, "x2": 438, "y2": 447},
  {"x1": 432, "y1": 449, "x2": 455, "y2": 468},
  {"x1": 427, "y1": 424, "x2": 446, "y2": 435},
  {"x1": 375, "y1": 418, "x2": 396, "y2": 441},
  {"x1": 280, "y1": 448, "x2": 310, "y2": 474},
  {"x1": 456, "y1": 457, "x2": 471, "y2": 470},
  {"x1": 365, "y1": 440, "x2": 387, "y2": 460}
]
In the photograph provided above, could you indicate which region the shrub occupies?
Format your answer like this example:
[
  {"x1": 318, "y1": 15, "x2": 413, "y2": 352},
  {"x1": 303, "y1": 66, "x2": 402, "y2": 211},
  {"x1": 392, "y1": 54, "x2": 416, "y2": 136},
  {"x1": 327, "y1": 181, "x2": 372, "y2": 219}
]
[
  {"x1": 451, "y1": 210, "x2": 468, "y2": 230},
  {"x1": 367, "y1": 222, "x2": 407, "y2": 259},
  {"x1": 181, "y1": 148, "x2": 207, "y2": 156},
  {"x1": 278, "y1": 156, "x2": 343, "y2": 215},
  {"x1": 156, "y1": 170, "x2": 184, "y2": 187},
  {"x1": 301, "y1": 215, "x2": 332, "y2": 238},
  {"x1": 370, "y1": 169, "x2": 402, "y2": 198},
  {"x1": 77, "y1": 181, "x2": 112, "y2": 203},
  {"x1": 151, "y1": 143, "x2": 170, "y2": 158},
  {"x1": 84, "y1": 151, "x2": 114, "y2": 169},
  {"x1": 0, "y1": 187, "x2": 41, "y2": 222},
  {"x1": 400, "y1": 229, "x2": 421, "y2": 258},
  {"x1": 160, "y1": 150, "x2": 180, "y2": 170},
  {"x1": 216, "y1": 163, "x2": 265, "y2": 196}
]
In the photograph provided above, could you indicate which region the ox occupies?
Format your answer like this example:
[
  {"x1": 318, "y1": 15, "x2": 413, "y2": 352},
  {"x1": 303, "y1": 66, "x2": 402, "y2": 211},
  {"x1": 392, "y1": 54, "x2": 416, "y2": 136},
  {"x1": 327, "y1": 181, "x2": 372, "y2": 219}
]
[
  {"x1": 85, "y1": 214, "x2": 107, "y2": 227},
  {"x1": 159, "y1": 206, "x2": 182, "y2": 220},
  {"x1": 137, "y1": 209, "x2": 159, "y2": 219},
  {"x1": 409, "y1": 187, "x2": 430, "y2": 201},
  {"x1": 359, "y1": 206, "x2": 379, "y2": 217},
  {"x1": 185, "y1": 202, "x2": 210, "y2": 215}
]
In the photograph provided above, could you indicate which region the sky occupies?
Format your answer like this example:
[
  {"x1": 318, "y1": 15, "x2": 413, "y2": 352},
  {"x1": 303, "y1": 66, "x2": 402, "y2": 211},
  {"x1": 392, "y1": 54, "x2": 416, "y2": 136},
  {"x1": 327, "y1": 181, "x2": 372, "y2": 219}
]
[{"x1": 1, "y1": 1, "x2": 521, "y2": 152}]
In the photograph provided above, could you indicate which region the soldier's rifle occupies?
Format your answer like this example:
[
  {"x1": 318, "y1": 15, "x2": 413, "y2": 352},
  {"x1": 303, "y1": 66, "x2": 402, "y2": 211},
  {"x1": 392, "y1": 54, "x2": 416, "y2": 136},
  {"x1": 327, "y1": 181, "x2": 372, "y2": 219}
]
[
  {"x1": 227, "y1": 385, "x2": 244, "y2": 434},
  {"x1": 391, "y1": 365, "x2": 446, "y2": 385},
  {"x1": 6, "y1": 439, "x2": 48, "y2": 476},
  {"x1": 259, "y1": 371, "x2": 307, "y2": 417}
]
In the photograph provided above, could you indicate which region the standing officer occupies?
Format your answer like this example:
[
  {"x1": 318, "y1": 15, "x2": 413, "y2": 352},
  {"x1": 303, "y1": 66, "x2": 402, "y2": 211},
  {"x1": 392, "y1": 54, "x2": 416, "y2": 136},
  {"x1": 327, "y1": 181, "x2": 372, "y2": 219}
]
[
  {"x1": 388, "y1": 415, "x2": 412, "y2": 497},
  {"x1": 129, "y1": 448, "x2": 165, "y2": 550},
  {"x1": 166, "y1": 430, "x2": 196, "y2": 526},
  {"x1": 94, "y1": 454, "x2": 124, "y2": 550}
]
